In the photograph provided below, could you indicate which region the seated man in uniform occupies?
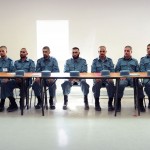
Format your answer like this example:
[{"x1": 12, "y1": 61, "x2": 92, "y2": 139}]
[
  {"x1": 115, "y1": 46, "x2": 145, "y2": 112},
  {"x1": 140, "y1": 43, "x2": 150, "y2": 108},
  {"x1": 6, "y1": 48, "x2": 35, "y2": 112},
  {"x1": 61, "y1": 47, "x2": 90, "y2": 110},
  {"x1": 91, "y1": 46, "x2": 115, "y2": 111},
  {"x1": 32, "y1": 46, "x2": 59, "y2": 110},
  {"x1": 0, "y1": 46, "x2": 14, "y2": 112}
]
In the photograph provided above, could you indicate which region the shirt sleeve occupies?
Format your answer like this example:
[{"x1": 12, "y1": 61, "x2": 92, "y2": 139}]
[
  {"x1": 29, "y1": 60, "x2": 36, "y2": 72},
  {"x1": 139, "y1": 58, "x2": 146, "y2": 72},
  {"x1": 52, "y1": 58, "x2": 60, "y2": 72},
  {"x1": 135, "y1": 60, "x2": 140, "y2": 72},
  {"x1": 109, "y1": 59, "x2": 115, "y2": 72},
  {"x1": 91, "y1": 59, "x2": 96, "y2": 73},
  {"x1": 35, "y1": 59, "x2": 41, "y2": 72},
  {"x1": 81, "y1": 59, "x2": 87, "y2": 72},
  {"x1": 115, "y1": 59, "x2": 121, "y2": 72},
  {"x1": 64, "y1": 60, "x2": 70, "y2": 72},
  {"x1": 10, "y1": 60, "x2": 15, "y2": 72}
]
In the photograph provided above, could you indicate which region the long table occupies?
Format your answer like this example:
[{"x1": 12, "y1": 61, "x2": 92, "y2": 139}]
[{"x1": 0, "y1": 72, "x2": 149, "y2": 116}]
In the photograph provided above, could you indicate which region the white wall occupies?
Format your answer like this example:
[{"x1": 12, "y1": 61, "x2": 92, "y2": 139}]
[{"x1": 0, "y1": 0, "x2": 150, "y2": 71}]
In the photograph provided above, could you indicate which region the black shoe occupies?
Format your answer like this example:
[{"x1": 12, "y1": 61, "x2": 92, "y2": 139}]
[
  {"x1": 7, "y1": 104, "x2": 18, "y2": 112},
  {"x1": 63, "y1": 104, "x2": 67, "y2": 110},
  {"x1": 108, "y1": 105, "x2": 114, "y2": 111},
  {"x1": 115, "y1": 99, "x2": 121, "y2": 112},
  {"x1": 84, "y1": 103, "x2": 89, "y2": 110},
  {"x1": 116, "y1": 106, "x2": 121, "y2": 112},
  {"x1": 95, "y1": 98, "x2": 101, "y2": 111},
  {"x1": 35, "y1": 103, "x2": 42, "y2": 109},
  {"x1": 116, "y1": 103, "x2": 121, "y2": 112},
  {"x1": 20, "y1": 106, "x2": 26, "y2": 110},
  {"x1": 84, "y1": 95, "x2": 89, "y2": 110},
  {"x1": 95, "y1": 105, "x2": 101, "y2": 111},
  {"x1": 140, "y1": 106, "x2": 146, "y2": 112},
  {"x1": 108, "y1": 98, "x2": 114, "y2": 111},
  {"x1": 50, "y1": 105, "x2": 55, "y2": 110},
  {"x1": 63, "y1": 95, "x2": 68, "y2": 110},
  {"x1": 139, "y1": 98, "x2": 146, "y2": 112},
  {"x1": 49, "y1": 96, "x2": 55, "y2": 110},
  {"x1": 0, "y1": 104, "x2": 5, "y2": 112},
  {"x1": 148, "y1": 103, "x2": 150, "y2": 109}
]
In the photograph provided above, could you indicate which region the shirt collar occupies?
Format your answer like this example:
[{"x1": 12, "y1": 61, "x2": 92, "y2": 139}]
[
  {"x1": 18, "y1": 57, "x2": 29, "y2": 62},
  {"x1": 43, "y1": 56, "x2": 50, "y2": 61},
  {"x1": 146, "y1": 55, "x2": 150, "y2": 58},
  {"x1": 98, "y1": 56, "x2": 108, "y2": 61},
  {"x1": 72, "y1": 57, "x2": 80, "y2": 62},
  {"x1": 123, "y1": 56, "x2": 132, "y2": 60}
]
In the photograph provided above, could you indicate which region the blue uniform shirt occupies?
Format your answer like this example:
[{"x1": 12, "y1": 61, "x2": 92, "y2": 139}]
[
  {"x1": 0, "y1": 57, "x2": 14, "y2": 72},
  {"x1": 36, "y1": 56, "x2": 59, "y2": 72},
  {"x1": 139, "y1": 55, "x2": 150, "y2": 72},
  {"x1": 64, "y1": 57, "x2": 87, "y2": 72},
  {"x1": 91, "y1": 57, "x2": 115, "y2": 72},
  {"x1": 115, "y1": 57, "x2": 139, "y2": 72},
  {"x1": 14, "y1": 58, "x2": 35, "y2": 72}
]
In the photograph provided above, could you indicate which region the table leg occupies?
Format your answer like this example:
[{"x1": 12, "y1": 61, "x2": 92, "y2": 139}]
[
  {"x1": 114, "y1": 78, "x2": 120, "y2": 116},
  {"x1": 40, "y1": 78, "x2": 45, "y2": 116},
  {"x1": 134, "y1": 78, "x2": 140, "y2": 116},
  {"x1": 20, "y1": 78, "x2": 25, "y2": 115}
]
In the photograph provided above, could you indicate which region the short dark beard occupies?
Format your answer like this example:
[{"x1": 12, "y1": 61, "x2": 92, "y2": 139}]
[
  {"x1": 1, "y1": 55, "x2": 6, "y2": 58},
  {"x1": 20, "y1": 56, "x2": 26, "y2": 59},
  {"x1": 124, "y1": 56, "x2": 131, "y2": 60},
  {"x1": 73, "y1": 55, "x2": 79, "y2": 59}
]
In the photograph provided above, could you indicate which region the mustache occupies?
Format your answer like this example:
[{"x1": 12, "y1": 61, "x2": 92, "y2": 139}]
[{"x1": 73, "y1": 55, "x2": 79, "y2": 59}]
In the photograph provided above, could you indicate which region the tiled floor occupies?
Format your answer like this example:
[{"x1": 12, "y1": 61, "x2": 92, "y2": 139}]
[{"x1": 0, "y1": 90, "x2": 150, "y2": 150}]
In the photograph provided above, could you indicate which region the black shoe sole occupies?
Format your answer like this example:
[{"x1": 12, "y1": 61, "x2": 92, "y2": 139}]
[
  {"x1": 7, "y1": 107, "x2": 18, "y2": 112},
  {"x1": 35, "y1": 106, "x2": 41, "y2": 109},
  {"x1": 140, "y1": 109, "x2": 146, "y2": 112},
  {"x1": 95, "y1": 107, "x2": 101, "y2": 111},
  {"x1": 63, "y1": 105, "x2": 67, "y2": 110},
  {"x1": 108, "y1": 107, "x2": 114, "y2": 111},
  {"x1": 84, "y1": 105, "x2": 89, "y2": 110},
  {"x1": 50, "y1": 106, "x2": 55, "y2": 110},
  {"x1": 0, "y1": 108, "x2": 5, "y2": 112}
]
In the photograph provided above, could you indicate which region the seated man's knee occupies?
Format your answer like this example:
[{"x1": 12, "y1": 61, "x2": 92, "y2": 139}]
[{"x1": 61, "y1": 80, "x2": 71, "y2": 88}]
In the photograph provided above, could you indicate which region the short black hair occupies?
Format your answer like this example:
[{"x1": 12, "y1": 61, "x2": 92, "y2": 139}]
[
  {"x1": 0, "y1": 46, "x2": 7, "y2": 49},
  {"x1": 147, "y1": 44, "x2": 150, "y2": 47},
  {"x1": 125, "y1": 45, "x2": 132, "y2": 50},
  {"x1": 43, "y1": 46, "x2": 50, "y2": 51},
  {"x1": 72, "y1": 47, "x2": 79, "y2": 51}
]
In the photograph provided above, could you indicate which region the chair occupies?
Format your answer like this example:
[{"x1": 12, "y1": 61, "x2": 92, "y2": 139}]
[
  {"x1": 32, "y1": 79, "x2": 57, "y2": 110},
  {"x1": 14, "y1": 85, "x2": 32, "y2": 109},
  {"x1": 114, "y1": 79, "x2": 146, "y2": 111}
]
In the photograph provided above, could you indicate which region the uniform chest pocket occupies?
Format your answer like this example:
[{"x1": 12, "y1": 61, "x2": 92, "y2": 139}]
[
  {"x1": 69, "y1": 64, "x2": 75, "y2": 70},
  {"x1": 120, "y1": 64, "x2": 128, "y2": 70},
  {"x1": 16, "y1": 63, "x2": 30, "y2": 70},
  {"x1": 23, "y1": 64, "x2": 30, "y2": 72},
  {"x1": 143, "y1": 62, "x2": 150, "y2": 69},
  {"x1": 95, "y1": 63, "x2": 103, "y2": 70},
  {"x1": 15, "y1": 64, "x2": 22, "y2": 70},
  {"x1": 41, "y1": 63, "x2": 53, "y2": 70},
  {"x1": 103, "y1": 64, "x2": 111, "y2": 70},
  {"x1": 0, "y1": 62, "x2": 9, "y2": 68},
  {"x1": 129, "y1": 64, "x2": 136, "y2": 71}
]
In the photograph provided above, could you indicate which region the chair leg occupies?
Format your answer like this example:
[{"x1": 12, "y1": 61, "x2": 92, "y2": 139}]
[
  {"x1": 29, "y1": 89, "x2": 33, "y2": 108},
  {"x1": 143, "y1": 97, "x2": 146, "y2": 108},
  {"x1": 26, "y1": 88, "x2": 29, "y2": 109},
  {"x1": 44, "y1": 86, "x2": 48, "y2": 110}
]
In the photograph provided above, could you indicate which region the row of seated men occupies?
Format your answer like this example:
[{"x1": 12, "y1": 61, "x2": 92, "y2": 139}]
[{"x1": 0, "y1": 44, "x2": 150, "y2": 113}]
